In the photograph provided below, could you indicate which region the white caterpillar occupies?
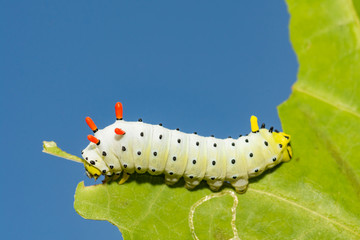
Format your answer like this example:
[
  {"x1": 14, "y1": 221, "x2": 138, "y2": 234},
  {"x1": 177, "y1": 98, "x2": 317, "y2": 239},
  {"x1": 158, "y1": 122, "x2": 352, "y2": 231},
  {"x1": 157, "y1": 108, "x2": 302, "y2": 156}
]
[{"x1": 81, "y1": 102, "x2": 292, "y2": 193}]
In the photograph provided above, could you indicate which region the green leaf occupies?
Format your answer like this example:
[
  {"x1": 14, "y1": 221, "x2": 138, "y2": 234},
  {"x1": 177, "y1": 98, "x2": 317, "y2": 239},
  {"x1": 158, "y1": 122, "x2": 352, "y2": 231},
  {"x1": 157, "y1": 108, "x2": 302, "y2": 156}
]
[{"x1": 72, "y1": 0, "x2": 360, "y2": 239}]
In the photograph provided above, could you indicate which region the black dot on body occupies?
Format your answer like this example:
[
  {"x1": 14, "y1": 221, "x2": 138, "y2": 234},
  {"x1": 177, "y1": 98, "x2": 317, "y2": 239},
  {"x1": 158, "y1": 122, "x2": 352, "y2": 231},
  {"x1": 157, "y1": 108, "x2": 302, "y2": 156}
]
[
  {"x1": 213, "y1": 143, "x2": 217, "y2": 147},
  {"x1": 169, "y1": 171, "x2": 173, "y2": 175},
  {"x1": 137, "y1": 167, "x2": 141, "y2": 170},
  {"x1": 109, "y1": 165, "x2": 114, "y2": 169},
  {"x1": 194, "y1": 132, "x2": 197, "y2": 134},
  {"x1": 233, "y1": 176, "x2": 237, "y2": 179},
  {"x1": 122, "y1": 146, "x2": 126, "y2": 151},
  {"x1": 177, "y1": 139, "x2": 181, "y2": 143},
  {"x1": 189, "y1": 175, "x2": 194, "y2": 179},
  {"x1": 279, "y1": 144, "x2": 283, "y2": 148},
  {"x1": 81, "y1": 151, "x2": 84, "y2": 154},
  {"x1": 85, "y1": 157, "x2": 88, "y2": 160},
  {"x1": 159, "y1": 135, "x2": 162, "y2": 139},
  {"x1": 232, "y1": 142, "x2": 235, "y2": 146},
  {"x1": 138, "y1": 118, "x2": 142, "y2": 122},
  {"x1": 211, "y1": 135, "x2": 214, "y2": 137},
  {"x1": 211, "y1": 177, "x2": 215, "y2": 180},
  {"x1": 153, "y1": 151, "x2": 157, "y2": 156},
  {"x1": 102, "y1": 151, "x2": 107, "y2": 156},
  {"x1": 192, "y1": 159, "x2": 196, "y2": 164},
  {"x1": 140, "y1": 132, "x2": 144, "y2": 137},
  {"x1": 159, "y1": 123, "x2": 162, "y2": 126},
  {"x1": 90, "y1": 160, "x2": 95, "y2": 165},
  {"x1": 173, "y1": 156, "x2": 176, "y2": 161},
  {"x1": 273, "y1": 157, "x2": 277, "y2": 162},
  {"x1": 212, "y1": 160, "x2": 216, "y2": 166},
  {"x1": 102, "y1": 170, "x2": 106, "y2": 174},
  {"x1": 196, "y1": 142, "x2": 199, "y2": 146},
  {"x1": 176, "y1": 128, "x2": 179, "y2": 131},
  {"x1": 137, "y1": 151, "x2": 141, "y2": 155},
  {"x1": 245, "y1": 139, "x2": 249, "y2": 143},
  {"x1": 123, "y1": 164, "x2": 127, "y2": 168},
  {"x1": 249, "y1": 153, "x2": 253, "y2": 157},
  {"x1": 231, "y1": 159, "x2": 236, "y2": 164},
  {"x1": 255, "y1": 169, "x2": 259, "y2": 173},
  {"x1": 264, "y1": 141, "x2": 268, "y2": 146},
  {"x1": 152, "y1": 169, "x2": 155, "y2": 172}
]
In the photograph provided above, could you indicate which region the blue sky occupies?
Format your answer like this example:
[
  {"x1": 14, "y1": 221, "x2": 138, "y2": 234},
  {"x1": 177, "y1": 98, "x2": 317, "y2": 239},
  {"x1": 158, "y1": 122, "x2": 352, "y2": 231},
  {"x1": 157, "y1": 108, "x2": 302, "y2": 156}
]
[{"x1": 0, "y1": 1, "x2": 297, "y2": 239}]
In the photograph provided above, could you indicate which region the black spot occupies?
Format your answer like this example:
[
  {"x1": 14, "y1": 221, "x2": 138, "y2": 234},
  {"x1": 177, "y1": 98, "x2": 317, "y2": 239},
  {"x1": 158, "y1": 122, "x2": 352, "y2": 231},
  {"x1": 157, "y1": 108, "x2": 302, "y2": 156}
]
[
  {"x1": 137, "y1": 151, "x2": 141, "y2": 155},
  {"x1": 255, "y1": 169, "x2": 259, "y2": 173},
  {"x1": 109, "y1": 165, "x2": 114, "y2": 169},
  {"x1": 90, "y1": 160, "x2": 95, "y2": 165},
  {"x1": 228, "y1": 136, "x2": 232, "y2": 138},
  {"x1": 212, "y1": 160, "x2": 216, "y2": 166},
  {"x1": 159, "y1": 134, "x2": 163, "y2": 139},
  {"x1": 94, "y1": 174, "x2": 99, "y2": 177},
  {"x1": 122, "y1": 146, "x2": 126, "y2": 151},
  {"x1": 275, "y1": 129, "x2": 279, "y2": 133},
  {"x1": 152, "y1": 169, "x2": 155, "y2": 172},
  {"x1": 192, "y1": 159, "x2": 196, "y2": 164},
  {"x1": 239, "y1": 134, "x2": 242, "y2": 137},
  {"x1": 138, "y1": 118, "x2": 142, "y2": 122},
  {"x1": 123, "y1": 164, "x2": 127, "y2": 168},
  {"x1": 189, "y1": 175, "x2": 194, "y2": 179},
  {"x1": 176, "y1": 128, "x2": 179, "y2": 131},
  {"x1": 285, "y1": 135, "x2": 289, "y2": 139},
  {"x1": 159, "y1": 123, "x2": 163, "y2": 126},
  {"x1": 269, "y1": 127, "x2": 274, "y2": 133},
  {"x1": 173, "y1": 156, "x2": 176, "y2": 161},
  {"x1": 85, "y1": 157, "x2": 88, "y2": 160},
  {"x1": 140, "y1": 132, "x2": 144, "y2": 137},
  {"x1": 273, "y1": 157, "x2": 277, "y2": 162},
  {"x1": 177, "y1": 139, "x2": 181, "y2": 143},
  {"x1": 196, "y1": 142, "x2": 199, "y2": 146},
  {"x1": 233, "y1": 176, "x2": 237, "y2": 179},
  {"x1": 194, "y1": 132, "x2": 197, "y2": 134},
  {"x1": 264, "y1": 141, "x2": 268, "y2": 146},
  {"x1": 116, "y1": 173, "x2": 120, "y2": 175},
  {"x1": 211, "y1": 135, "x2": 214, "y2": 137},
  {"x1": 232, "y1": 142, "x2": 235, "y2": 146},
  {"x1": 245, "y1": 139, "x2": 249, "y2": 143},
  {"x1": 231, "y1": 159, "x2": 236, "y2": 164},
  {"x1": 279, "y1": 144, "x2": 283, "y2": 148},
  {"x1": 127, "y1": 172, "x2": 131, "y2": 175},
  {"x1": 153, "y1": 151, "x2": 157, "y2": 156},
  {"x1": 137, "y1": 167, "x2": 141, "y2": 170},
  {"x1": 81, "y1": 151, "x2": 84, "y2": 154},
  {"x1": 249, "y1": 153, "x2": 254, "y2": 157},
  {"x1": 213, "y1": 143, "x2": 217, "y2": 147},
  {"x1": 102, "y1": 170, "x2": 106, "y2": 174},
  {"x1": 261, "y1": 123, "x2": 265, "y2": 128},
  {"x1": 169, "y1": 171, "x2": 174, "y2": 175},
  {"x1": 102, "y1": 151, "x2": 107, "y2": 156},
  {"x1": 211, "y1": 177, "x2": 215, "y2": 180}
]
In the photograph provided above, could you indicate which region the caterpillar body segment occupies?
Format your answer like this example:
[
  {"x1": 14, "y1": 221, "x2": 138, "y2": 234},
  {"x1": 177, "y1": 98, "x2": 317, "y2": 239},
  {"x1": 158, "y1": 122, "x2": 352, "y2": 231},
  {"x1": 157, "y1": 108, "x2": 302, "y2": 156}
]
[{"x1": 82, "y1": 102, "x2": 292, "y2": 193}]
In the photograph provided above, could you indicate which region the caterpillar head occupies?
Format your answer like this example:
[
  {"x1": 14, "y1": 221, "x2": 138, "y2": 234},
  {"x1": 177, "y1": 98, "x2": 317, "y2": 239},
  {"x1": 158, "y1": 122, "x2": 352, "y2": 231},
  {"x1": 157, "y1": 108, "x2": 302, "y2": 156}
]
[{"x1": 81, "y1": 144, "x2": 106, "y2": 180}]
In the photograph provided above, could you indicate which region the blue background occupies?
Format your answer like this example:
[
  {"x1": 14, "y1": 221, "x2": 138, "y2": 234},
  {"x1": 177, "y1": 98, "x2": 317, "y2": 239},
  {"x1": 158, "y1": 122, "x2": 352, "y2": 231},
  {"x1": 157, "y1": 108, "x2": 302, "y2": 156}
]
[{"x1": 0, "y1": 1, "x2": 297, "y2": 239}]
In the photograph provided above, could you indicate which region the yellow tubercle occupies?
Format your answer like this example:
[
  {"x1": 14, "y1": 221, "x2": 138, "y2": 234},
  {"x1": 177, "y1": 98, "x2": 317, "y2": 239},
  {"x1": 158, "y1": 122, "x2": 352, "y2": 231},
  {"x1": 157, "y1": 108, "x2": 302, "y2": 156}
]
[{"x1": 250, "y1": 115, "x2": 259, "y2": 132}]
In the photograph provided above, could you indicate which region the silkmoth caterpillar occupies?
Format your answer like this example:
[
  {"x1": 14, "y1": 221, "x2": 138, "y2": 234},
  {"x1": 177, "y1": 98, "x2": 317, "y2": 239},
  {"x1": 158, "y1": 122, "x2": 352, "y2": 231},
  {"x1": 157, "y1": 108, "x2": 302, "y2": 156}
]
[{"x1": 79, "y1": 102, "x2": 292, "y2": 193}]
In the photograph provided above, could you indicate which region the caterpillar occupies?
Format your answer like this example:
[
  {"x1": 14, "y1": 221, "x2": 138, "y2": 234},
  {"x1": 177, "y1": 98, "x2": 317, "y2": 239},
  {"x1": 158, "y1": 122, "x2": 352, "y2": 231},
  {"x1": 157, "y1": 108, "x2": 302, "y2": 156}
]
[{"x1": 78, "y1": 102, "x2": 292, "y2": 193}]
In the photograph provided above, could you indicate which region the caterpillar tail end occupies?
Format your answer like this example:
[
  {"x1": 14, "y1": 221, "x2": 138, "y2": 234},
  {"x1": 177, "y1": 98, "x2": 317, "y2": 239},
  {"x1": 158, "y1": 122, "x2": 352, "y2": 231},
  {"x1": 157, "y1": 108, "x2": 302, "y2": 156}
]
[{"x1": 250, "y1": 115, "x2": 259, "y2": 133}]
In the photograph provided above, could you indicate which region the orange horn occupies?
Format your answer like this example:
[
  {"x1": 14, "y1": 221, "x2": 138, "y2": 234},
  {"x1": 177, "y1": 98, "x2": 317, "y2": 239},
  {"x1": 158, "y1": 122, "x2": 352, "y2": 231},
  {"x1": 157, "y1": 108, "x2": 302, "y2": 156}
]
[
  {"x1": 115, "y1": 128, "x2": 126, "y2": 135},
  {"x1": 115, "y1": 102, "x2": 123, "y2": 120},
  {"x1": 85, "y1": 117, "x2": 98, "y2": 133},
  {"x1": 87, "y1": 135, "x2": 100, "y2": 145}
]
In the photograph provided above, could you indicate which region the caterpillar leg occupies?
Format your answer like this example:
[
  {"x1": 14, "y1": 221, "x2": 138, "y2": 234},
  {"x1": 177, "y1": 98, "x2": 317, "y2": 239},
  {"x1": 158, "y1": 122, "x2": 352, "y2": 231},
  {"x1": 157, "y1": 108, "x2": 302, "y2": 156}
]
[
  {"x1": 118, "y1": 173, "x2": 131, "y2": 185},
  {"x1": 165, "y1": 174, "x2": 180, "y2": 185},
  {"x1": 207, "y1": 179, "x2": 224, "y2": 192},
  {"x1": 184, "y1": 177, "x2": 202, "y2": 190},
  {"x1": 231, "y1": 178, "x2": 248, "y2": 193}
]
